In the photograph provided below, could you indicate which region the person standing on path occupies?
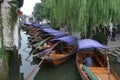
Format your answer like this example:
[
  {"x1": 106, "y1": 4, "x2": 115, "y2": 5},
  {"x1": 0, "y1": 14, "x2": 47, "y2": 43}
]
[{"x1": 111, "y1": 25, "x2": 117, "y2": 41}]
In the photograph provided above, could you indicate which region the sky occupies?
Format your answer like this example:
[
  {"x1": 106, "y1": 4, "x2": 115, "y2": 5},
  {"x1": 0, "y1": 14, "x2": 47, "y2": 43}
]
[{"x1": 21, "y1": 0, "x2": 41, "y2": 16}]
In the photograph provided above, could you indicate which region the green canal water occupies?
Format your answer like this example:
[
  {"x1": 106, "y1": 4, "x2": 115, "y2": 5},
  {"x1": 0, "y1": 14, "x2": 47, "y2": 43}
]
[{"x1": 8, "y1": 31, "x2": 120, "y2": 80}]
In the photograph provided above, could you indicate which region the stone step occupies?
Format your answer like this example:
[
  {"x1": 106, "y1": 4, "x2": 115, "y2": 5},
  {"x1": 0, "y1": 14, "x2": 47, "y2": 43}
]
[
  {"x1": 116, "y1": 48, "x2": 120, "y2": 52},
  {"x1": 113, "y1": 50, "x2": 120, "y2": 63},
  {"x1": 108, "y1": 48, "x2": 115, "y2": 51},
  {"x1": 110, "y1": 53, "x2": 118, "y2": 57},
  {"x1": 117, "y1": 57, "x2": 120, "y2": 63},
  {"x1": 108, "y1": 47, "x2": 120, "y2": 52},
  {"x1": 108, "y1": 51, "x2": 113, "y2": 55},
  {"x1": 113, "y1": 50, "x2": 120, "y2": 56},
  {"x1": 114, "y1": 50, "x2": 120, "y2": 53}
]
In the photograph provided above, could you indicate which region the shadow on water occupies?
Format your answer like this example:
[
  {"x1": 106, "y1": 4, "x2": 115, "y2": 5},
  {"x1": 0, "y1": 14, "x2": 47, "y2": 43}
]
[
  {"x1": 34, "y1": 56, "x2": 81, "y2": 80},
  {"x1": 8, "y1": 31, "x2": 81, "y2": 80},
  {"x1": 9, "y1": 51, "x2": 24, "y2": 80}
]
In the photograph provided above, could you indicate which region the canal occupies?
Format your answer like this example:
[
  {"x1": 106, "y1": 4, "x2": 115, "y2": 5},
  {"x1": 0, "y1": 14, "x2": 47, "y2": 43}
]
[
  {"x1": 8, "y1": 31, "x2": 81, "y2": 80},
  {"x1": 8, "y1": 30, "x2": 120, "y2": 80}
]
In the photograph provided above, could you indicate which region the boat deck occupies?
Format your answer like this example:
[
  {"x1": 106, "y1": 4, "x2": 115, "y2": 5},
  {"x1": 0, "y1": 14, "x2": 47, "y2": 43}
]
[
  {"x1": 89, "y1": 67, "x2": 118, "y2": 80},
  {"x1": 49, "y1": 53, "x2": 65, "y2": 58}
]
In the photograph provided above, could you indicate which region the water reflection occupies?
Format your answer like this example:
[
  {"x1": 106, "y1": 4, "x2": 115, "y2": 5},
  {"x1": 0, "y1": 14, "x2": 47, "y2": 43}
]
[
  {"x1": 19, "y1": 31, "x2": 37, "y2": 80},
  {"x1": 9, "y1": 31, "x2": 37, "y2": 80},
  {"x1": 9, "y1": 51, "x2": 23, "y2": 80}
]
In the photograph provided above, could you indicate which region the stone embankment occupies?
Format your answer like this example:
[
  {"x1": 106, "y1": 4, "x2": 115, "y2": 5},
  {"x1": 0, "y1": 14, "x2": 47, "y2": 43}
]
[
  {"x1": 107, "y1": 40, "x2": 120, "y2": 63},
  {"x1": 0, "y1": 58, "x2": 3, "y2": 72}
]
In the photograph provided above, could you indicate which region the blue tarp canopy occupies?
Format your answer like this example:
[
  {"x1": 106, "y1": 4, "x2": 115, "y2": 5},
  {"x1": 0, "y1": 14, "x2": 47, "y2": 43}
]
[
  {"x1": 42, "y1": 28, "x2": 61, "y2": 33},
  {"x1": 38, "y1": 48, "x2": 51, "y2": 57},
  {"x1": 32, "y1": 23, "x2": 50, "y2": 29},
  {"x1": 41, "y1": 27, "x2": 52, "y2": 30},
  {"x1": 50, "y1": 36, "x2": 78, "y2": 45},
  {"x1": 40, "y1": 26, "x2": 50, "y2": 29},
  {"x1": 23, "y1": 22, "x2": 32, "y2": 25},
  {"x1": 47, "y1": 32, "x2": 68, "y2": 38},
  {"x1": 32, "y1": 23, "x2": 41, "y2": 27},
  {"x1": 78, "y1": 39, "x2": 108, "y2": 50}
]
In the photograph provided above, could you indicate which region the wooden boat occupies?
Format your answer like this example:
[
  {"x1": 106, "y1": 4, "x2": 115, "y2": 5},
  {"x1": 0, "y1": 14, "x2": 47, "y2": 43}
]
[
  {"x1": 30, "y1": 31, "x2": 68, "y2": 51},
  {"x1": 76, "y1": 39, "x2": 120, "y2": 80},
  {"x1": 27, "y1": 28, "x2": 60, "y2": 43},
  {"x1": 24, "y1": 23, "x2": 49, "y2": 36},
  {"x1": 22, "y1": 22, "x2": 32, "y2": 31},
  {"x1": 30, "y1": 29, "x2": 68, "y2": 45},
  {"x1": 27, "y1": 25, "x2": 49, "y2": 36},
  {"x1": 34, "y1": 36, "x2": 78, "y2": 66}
]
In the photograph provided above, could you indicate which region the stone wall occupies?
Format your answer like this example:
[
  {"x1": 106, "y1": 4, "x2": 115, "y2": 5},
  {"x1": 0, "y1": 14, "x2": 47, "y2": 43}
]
[
  {"x1": 13, "y1": 19, "x2": 21, "y2": 49},
  {"x1": 1, "y1": 0, "x2": 20, "y2": 50},
  {"x1": 0, "y1": 58, "x2": 2, "y2": 72},
  {"x1": 0, "y1": 56, "x2": 9, "y2": 80},
  {"x1": 1, "y1": 1, "x2": 14, "y2": 50}
]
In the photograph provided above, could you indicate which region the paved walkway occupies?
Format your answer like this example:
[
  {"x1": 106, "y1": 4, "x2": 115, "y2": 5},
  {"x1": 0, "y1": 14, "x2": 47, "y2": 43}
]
[
  {"x1": 106, "y1": 40, "x2": 120, "y2": 49},
  {"x1": 107, "y1": 40, "x2": 120, "y2": 63}
]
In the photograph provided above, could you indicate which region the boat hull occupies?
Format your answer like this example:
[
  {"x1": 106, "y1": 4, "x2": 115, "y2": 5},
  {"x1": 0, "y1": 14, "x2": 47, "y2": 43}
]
[
  {"x1": 76, "y1": 49, "x2": 120, "y2": 80},
  {"x1": 43, "y1": 55, "x2": 72, "y2": 66}
]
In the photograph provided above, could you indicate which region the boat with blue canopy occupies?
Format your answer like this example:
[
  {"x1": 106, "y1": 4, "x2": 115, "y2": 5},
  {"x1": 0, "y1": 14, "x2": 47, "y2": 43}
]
[
  {"x1": 32, "y1": 23, "x2": 50, "y2": 29},
  {"x1": 78, "y1": 39, "x2": 108, "y2": 50},
  {"x1": 50, "y1": 36, "x2": 78, "y2": 46},
  {"x1": 29, "y1": 25, "x2": 68, "y2": 43},
  {"x1": 23, "y1": 22, "x2": 32, "y2": 25},
  {"x1": 76, "y1": 39, "x2": 120, "y2": 80},
  {"x1": 41, "y1": 28, "x2": 60, "y2": 33},
  {"x1": 25, "y1": 23, "x2": 50, "y2": 36},
  {"x1": 30, "y1": 29, "x2": 68, "y2": 47},
  {"x1": 21, "y1": 22, "x2": 33, "y2": 31},
  {"x1": 31, "y1": 31, "x2": 68, "y2": 50},
  {"x1": 34, "y1": 36, "x2": 78, "y2": 66},
  {"x1": 46, "y1": 32, "x2": 67, "y2": 38}
]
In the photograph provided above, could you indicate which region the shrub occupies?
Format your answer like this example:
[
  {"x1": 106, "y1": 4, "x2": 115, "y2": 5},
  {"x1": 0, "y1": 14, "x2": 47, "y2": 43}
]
[{"x1": 93, "y1": 32, "x2": 108, "y2": 45}]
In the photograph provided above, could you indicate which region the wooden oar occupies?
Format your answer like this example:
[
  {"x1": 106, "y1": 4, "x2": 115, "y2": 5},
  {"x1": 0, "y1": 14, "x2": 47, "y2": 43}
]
[
  {"x1": 106, "y1": 53, "x2": 110, "y2": 80},
  {"x1": 23, "y1": 46, "x2": 29, "y2": 53},
  {"x1": 25, "y1": 41, "x2": 61, "y2": 80},
  {"x1": 25, "y1": 37, "x2": 51, "y2": 60},
  {"x1": 23, "y1": 40, "x2": 36, "y2": 53},
  {"x1": 23, "y1": 32, "x2": 46, "y2": 52}
]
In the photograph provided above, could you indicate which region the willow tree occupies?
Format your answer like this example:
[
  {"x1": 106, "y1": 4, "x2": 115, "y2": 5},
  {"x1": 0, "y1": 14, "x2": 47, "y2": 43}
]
[
  {"x1": 44, "y1": 0, "x2": 120, "y2": 37},
  {"x1": 33, "y1": 3, "x2": 45, "y2": 21}
]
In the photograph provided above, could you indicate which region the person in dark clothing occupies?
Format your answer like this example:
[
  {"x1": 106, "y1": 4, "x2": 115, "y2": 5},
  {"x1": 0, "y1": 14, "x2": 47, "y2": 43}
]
[{"x1": 111, "y1": 27, "x2": 116, "y2": 41}]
